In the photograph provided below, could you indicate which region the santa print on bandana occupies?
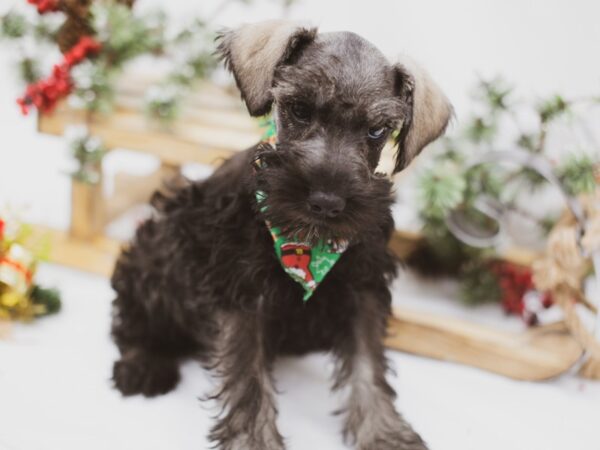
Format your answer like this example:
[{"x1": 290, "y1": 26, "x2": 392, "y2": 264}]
[
  {"x1": 257, "y1": 204, "x2": 349, "y2": 301},
  {"x1": 280, "y1": 243, "x2": 315, "y2": 287}
]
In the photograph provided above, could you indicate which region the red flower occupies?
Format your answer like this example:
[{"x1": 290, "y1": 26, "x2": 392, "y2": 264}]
[{"x1": 27, "y1": 0, "x2": 60, "y2": 14}]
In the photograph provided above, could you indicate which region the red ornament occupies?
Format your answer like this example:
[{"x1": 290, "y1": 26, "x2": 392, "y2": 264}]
[
  {"x1": 27, "y1": 0, "x2": 60, "y2": 14},
  {"x1": 17, "y1": 36, "x2": 102, "y2": 115},
  {"x1": 492, "y1": 262, "x2": 553, "y2": 325},
  {"x1": 17, "y1": 65, "x2": 72, "y2": 115},
  {"x1": 64, "y1": 36, "x2": 103, "y2": 67}
]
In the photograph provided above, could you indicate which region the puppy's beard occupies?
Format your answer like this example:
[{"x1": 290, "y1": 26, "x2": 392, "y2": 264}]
[
  {"x1": 281, "y1": 220, "x2": 336, "y2": 246},
  {"x1": 264, "y1": 210, "x2": 356, "y2": 246}
]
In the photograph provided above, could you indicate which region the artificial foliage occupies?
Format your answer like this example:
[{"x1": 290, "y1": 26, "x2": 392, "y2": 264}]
[
  {"x1": 2, "y1": 0, "x2": 296, "y2": 118},
  {"x1": 412, "y1": 77, "x2": 599, "y2": 322},
  {"x1": 2, "y1": 0, "x2": 295, "y2": 179},
  {"x1": 0, "y1": 216, "x2": 61, "y2": 322},
  {"x1": 66, "y1": 125, "x2": 107, "y2": 184},
  {"x1": 17, "y1": 35, "x2": 102, "y2": 114}
]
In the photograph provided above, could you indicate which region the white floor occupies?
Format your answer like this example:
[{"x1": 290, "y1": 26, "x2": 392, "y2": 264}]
[{"x1": 0, "y1": 264, "x2": 599, "y2": 450}]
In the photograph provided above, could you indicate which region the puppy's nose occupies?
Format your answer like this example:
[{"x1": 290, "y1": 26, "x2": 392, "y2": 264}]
[{"x1": 308, "y1": 191, "x2": 346, "y2": 218}]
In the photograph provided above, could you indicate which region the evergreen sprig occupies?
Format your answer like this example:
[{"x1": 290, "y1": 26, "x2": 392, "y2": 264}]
[
  {"x1": 414, "y1": 77, "x2": 599, "y2": 307},
  {"x1": 0, "y1": 11, "x2": 27, "y2": 39},
  {"x1": 559, "y1": 154, "x2": 597, "y2": 195},
  {"x1": 66, "y1": 126, "x2": 107, "y2": 184},
  {"x1": 91, "y1": 3, "x2": 165, "y2": 68}
]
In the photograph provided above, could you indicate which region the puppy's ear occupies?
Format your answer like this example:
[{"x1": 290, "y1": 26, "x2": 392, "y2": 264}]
[
  {"x1": 392, "y1": 58, "x2": 453, "y2": 173},
  {"x1": 216, "y1": 21, "x2": 317, "y2": 117}
]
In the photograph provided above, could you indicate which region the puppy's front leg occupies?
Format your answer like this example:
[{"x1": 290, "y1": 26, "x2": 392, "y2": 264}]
[
  {"x1": 209, "y1": 309, "x2": 284, "y2": 450},
  {"x1": 333, "y1": 290, "x2": 428, "y2": 450}
]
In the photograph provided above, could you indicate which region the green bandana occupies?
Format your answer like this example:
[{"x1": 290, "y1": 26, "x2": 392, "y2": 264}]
[{"x1": 255, "y1": 118, "x2": 349, "y2": 301}]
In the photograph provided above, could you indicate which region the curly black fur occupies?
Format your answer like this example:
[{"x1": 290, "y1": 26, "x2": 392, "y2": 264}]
[{"x1": 110, "y1": 23, "x2": 444, "y2": 450}]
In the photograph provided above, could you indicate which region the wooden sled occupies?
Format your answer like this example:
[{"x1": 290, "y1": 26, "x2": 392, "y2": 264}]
[
  {"x1": 31, "y1": 77, "x2": 584, "y2": 382},
  {"x1": 386, "y1": 308, "x2": 582, "y2": 381}
]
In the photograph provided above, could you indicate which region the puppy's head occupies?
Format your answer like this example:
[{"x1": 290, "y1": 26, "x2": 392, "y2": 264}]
[{"x1": 217, "y1": 21, "x2": 452, "y2": 243}]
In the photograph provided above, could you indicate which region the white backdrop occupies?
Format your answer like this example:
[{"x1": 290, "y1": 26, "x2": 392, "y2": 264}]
[
  {"x1": 139, "y1": 0, "x2": 600, "y2": 116},
  {"x1": 1, "y1": 2, "x2": 600, "y2": 450},
  {"x1": 2, "y1": 0, "x2": 599, "y2": 228}
]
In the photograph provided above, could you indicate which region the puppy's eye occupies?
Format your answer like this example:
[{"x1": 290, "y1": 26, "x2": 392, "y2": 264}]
[
  {"x1": 290, "y1": 103, "x2": 311, "y2": 122},
  {"x1": 367, "y1": 126, "x2": 388, "y2": 140}
]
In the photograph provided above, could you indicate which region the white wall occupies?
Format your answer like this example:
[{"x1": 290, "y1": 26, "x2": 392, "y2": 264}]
[
  {"x1": 140, "y1": 0, "x2": 600, "y2": 116},
  {"x1": 0, "y1": 0, "x2": 598, "y2": 227}
]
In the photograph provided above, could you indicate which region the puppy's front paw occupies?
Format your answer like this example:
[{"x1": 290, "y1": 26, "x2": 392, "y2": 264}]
[
  {"x1": 346, "y1": 410, "x2": 429, "y2": 450},
  {"x1": 112, "y1": 352, "x2": 180, "y2": 397},
  {"x1": 210, "y1": 418, "x2": 285, "y2": 450},
  {"x1": 214, "y1": 434, "x2": 285, "y2": 450},
  {"x1": 358, "y1": 431, "x2": 429, "y2": 450}
]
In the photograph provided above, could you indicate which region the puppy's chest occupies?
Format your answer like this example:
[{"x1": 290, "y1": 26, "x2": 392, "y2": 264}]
[
  {"x1": 265, "y1": 283, "x2": 357, "y2": 355},
  {"x1": 259, "y1": 248, "x2": 374, "y2": 355}
]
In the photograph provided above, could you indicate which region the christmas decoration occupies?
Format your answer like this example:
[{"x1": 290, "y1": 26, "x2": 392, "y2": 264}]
[
  {"x1": 2, "y1": 0, "x2": 299, "y2": 206},
  {"x1": 532, "y1": 189, "x2": 600, "y2": 379},
  {"x1": 0, "y1": 215, "x2": 61, "y2": 322},
  {"x1": 17, "y1": 35, "x2": 102, "y2": 114},
  {"x1": 0, "y1": 10, "x2": 28, "y2": 38},
  {"x1": 411, "y1": 77, "x2": 599, "y2": 322},
  {"x1": 65, "y1": 125, "x2": 107, "y2": 184},
  {"x1": 491, "y1": 262, "x2": 552, "y2": 326},
  {"x1": 3, "y1": 0, "x2": 297, "y2": 117},
  {"x1": 27, "y1": 0, "x2": 60, "y2": 15},
  {"x1": 144, "y1": 19, "x2": 216, "y2": 125}
]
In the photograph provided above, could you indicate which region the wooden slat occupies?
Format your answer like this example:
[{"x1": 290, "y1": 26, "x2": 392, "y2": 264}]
[
  {"x1": 389, "y1": 229, "x2": 540, "y2": 267},
  {"x1": 70, "y1": 178, "x2": 104, "y2": 240},
  {"x1": 32, "y1": 225, "x2": 120, "y2": 277},
  {"x1": 116, "y1": 79, "x2": 245, "y2": 111},
  {"x1": 38, "y1": 80, "x2": 263, "y2": 167},
  {"x1": 103, "y1": 164, "x2": 179, "y2": 224},
  {"x1": 386, "y1": 308, "x2": 582, "y2": 381},
  {"x1": 38, "y1": 105, "x2": 259, "y2": 167}
]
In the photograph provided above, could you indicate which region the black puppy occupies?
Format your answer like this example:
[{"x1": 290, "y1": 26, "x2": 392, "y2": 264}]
[{"x1": 111, "y1": 20, "x2": 451, "y2": 450}]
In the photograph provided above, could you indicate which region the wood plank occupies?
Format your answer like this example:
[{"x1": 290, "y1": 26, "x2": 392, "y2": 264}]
[
  {"x1": 103, "y1": 164, "x2": 179, "y2": 224},
  {"x1": 32, "y1": 225, "x2": 120, "y2": 277},
  {"x1": 386, "y1": 308, "x2": 583, "y2": 381},
  {"x1": 70, "y1": 178, "x2": 104, "y2": 240},
  {"x1": 389, "y1": 229, "x2": 539, "y2": 266},
  {"x1": 38, "y1": 107, "x2": 254, "y2": 167},
  {"x1": 116, "y1": 79, "x2": 246, "y2": 111}
]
